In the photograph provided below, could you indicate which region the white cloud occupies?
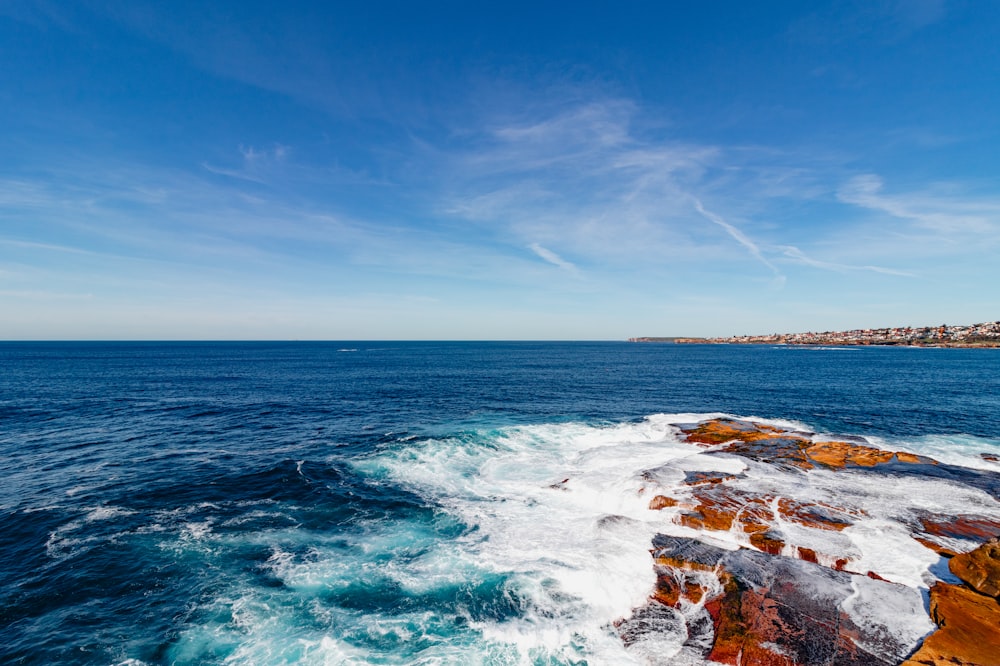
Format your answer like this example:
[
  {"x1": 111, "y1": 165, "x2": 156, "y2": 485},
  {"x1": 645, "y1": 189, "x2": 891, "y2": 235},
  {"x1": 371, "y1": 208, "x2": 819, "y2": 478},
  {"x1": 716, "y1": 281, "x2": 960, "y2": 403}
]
[
  {"x1": 838, "y1": 174, "x2": 1000, "y2": 234},
  {"x1": 529, "y1": 243, "x2": 578, "y2": 274},
  {"x1": 691, "y1": 197, "x2": 781, "y2": 277},
  {"x1": 778, "y1": 244, "x2": 915, "y2": 277}
]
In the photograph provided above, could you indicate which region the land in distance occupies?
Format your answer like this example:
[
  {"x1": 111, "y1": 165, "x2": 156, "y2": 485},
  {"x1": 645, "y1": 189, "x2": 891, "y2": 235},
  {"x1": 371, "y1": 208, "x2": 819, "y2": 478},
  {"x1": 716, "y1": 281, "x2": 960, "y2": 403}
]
[{"x1": 629, "y1": 320, "x2": 1000, "y2": 347}]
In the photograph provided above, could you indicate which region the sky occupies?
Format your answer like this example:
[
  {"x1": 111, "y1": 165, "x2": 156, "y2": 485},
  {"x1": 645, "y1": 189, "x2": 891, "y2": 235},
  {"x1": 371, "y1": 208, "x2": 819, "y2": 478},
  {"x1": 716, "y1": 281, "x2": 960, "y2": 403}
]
[{"x1": 2, "y1": 0, "x2": 999, "y2": 340}]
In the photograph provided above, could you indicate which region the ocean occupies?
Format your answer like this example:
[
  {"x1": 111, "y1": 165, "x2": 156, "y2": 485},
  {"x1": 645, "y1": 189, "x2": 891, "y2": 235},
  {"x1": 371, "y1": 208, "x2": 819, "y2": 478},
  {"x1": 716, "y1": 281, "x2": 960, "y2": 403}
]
[{"x1": 2, "y1": 342, "x2": 999, "y2": 665}]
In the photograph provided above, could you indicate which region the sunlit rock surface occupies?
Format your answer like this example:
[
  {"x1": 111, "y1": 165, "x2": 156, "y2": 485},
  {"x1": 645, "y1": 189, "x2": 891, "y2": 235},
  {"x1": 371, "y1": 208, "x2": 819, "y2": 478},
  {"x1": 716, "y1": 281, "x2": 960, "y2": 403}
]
[{"x1": 628, "y1": 417, "x2": 1000, "y2": 665}]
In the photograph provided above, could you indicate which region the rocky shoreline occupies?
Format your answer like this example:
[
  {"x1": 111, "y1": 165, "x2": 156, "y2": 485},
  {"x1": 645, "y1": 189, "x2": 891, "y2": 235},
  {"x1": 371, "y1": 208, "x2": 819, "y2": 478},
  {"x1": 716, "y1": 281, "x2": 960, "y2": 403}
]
[{"x1": 617, "y1": 418, "x2": 1000, "y2": 665}]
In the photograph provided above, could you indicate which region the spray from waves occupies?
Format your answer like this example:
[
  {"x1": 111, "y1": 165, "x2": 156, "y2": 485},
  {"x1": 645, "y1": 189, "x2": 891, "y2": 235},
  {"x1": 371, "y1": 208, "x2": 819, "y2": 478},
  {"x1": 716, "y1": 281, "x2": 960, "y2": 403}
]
[
  {"x1": 350, "y1": 413, "x2": 999, "y2": 664},
  {"x1": 130, "y1": 413, "x2": 1000, "y2": 665}
]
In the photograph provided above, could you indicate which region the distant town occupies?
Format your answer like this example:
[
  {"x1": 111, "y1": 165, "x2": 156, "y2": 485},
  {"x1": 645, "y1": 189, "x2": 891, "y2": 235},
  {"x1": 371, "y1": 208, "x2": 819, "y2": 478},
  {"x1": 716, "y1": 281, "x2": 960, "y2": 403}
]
[{"x1": 629, "y1": 320, "x2": 1000, "y2": 347}]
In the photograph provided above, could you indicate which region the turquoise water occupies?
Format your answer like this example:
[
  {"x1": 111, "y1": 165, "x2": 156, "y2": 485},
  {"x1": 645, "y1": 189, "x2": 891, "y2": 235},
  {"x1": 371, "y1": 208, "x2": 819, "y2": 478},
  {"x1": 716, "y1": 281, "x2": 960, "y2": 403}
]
[{"x1": 1, "y1": 342, "x2": 998, "y2": 664}]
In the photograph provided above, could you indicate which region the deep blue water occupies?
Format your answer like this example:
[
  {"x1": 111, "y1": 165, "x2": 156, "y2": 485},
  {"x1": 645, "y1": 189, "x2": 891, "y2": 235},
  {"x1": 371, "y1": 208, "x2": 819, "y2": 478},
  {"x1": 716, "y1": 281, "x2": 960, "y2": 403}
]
[{"x1": 2, "y1": 342, "x2": 999, "y2": 665}]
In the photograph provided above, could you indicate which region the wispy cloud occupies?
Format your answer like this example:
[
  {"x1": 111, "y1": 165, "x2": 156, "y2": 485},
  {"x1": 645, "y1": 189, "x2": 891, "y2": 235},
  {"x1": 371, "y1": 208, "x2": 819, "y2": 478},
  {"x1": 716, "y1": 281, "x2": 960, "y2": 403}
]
[
  {"x1": 691, "y1": 197, "x2": 781, "y2": 277},
  {"x1": 778, "y1": 244, "x2": 915, "y2": 277},
  {"x1": 838, "y1": 174, "x2": 1000, "y2": 234},
  {"x1": 202, "y1": 144, "x2": 291, "y2": 183},
  {"x1": 528, "y1": 243, "x2": 578, "y2": 274}
]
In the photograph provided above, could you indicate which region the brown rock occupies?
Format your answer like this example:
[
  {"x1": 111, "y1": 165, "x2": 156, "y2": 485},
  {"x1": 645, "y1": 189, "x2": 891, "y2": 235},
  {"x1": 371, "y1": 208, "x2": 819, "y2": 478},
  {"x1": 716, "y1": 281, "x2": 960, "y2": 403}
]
[
  {"x1": 797, "y1": 547, "x2": 819, "y2": 563},
  {"x1": 749, "y1": 530, "x2": 785, "y2": 555},
  {"x1": 915, "y1": 514, "x2": 1000, "y2": 557},
  {"x1": 648, "y1": 494, "x2": 677, "y2": 510},
  {"x1": 949, "y1": 537, "x2": 1000, "y2": 598},
  {"x1": 683, "y1": 470, "x2": 741, "y2": 486},
  {"x1": 648, "y1": 535, "x2": 928, "y2": 665},
  {"x1": 651, "y1": 565, "x2": 707, "y2": 607},
  {"x1": 901, "y1": 582, "x2": 1000, "y2": 665},
  {"x1": 777, "y1": 497, "x2": 853, "y2": 531},
  {"x1": 804, "y1": 440, "x2": 931, "y2": 469},
  {"x1": 680, "y1": 418, "x2": 792, "y2": 446},
  {"x1": 684, "y1": 484, "x2": 773, "y2": 533}
]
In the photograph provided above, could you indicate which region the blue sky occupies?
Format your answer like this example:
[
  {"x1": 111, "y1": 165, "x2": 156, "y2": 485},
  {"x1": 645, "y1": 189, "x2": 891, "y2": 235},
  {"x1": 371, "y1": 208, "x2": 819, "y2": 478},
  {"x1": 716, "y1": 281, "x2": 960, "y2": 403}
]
[{"x1": 2, "y1": 0, "x2": 998, "y2": 339}]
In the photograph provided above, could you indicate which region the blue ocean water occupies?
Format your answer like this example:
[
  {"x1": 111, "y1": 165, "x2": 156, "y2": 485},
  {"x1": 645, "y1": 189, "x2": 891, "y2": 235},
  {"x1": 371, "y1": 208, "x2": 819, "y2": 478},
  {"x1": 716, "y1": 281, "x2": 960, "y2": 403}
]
[{"x1": 1, "y1": 342, "x2": 999, "y2": 665}]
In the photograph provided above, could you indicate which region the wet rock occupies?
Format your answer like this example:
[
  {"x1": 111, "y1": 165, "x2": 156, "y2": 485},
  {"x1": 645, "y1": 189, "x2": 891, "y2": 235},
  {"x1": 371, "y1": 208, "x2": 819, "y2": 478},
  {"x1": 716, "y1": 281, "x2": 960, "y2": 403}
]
[
  {"x1": 651, "y1": 534, "x2": 730, "y2": 572},
  {"x1": 615, "y1": 600, "x2": 685, "y2": 648},
  {"x1": 648, "y1": 494, "x2": 677, "y2": 510},
  {"x1": 948, "y1": 537, "x2": 1000, "y2": 597},
  {"x1": 776, "y1": 497, "x2": 853, "y2": 531},
  {"x1": 680, "y1": 419, "x2": 793, "y2": 446},
  {"x1": 901, "y1": 582, "x2": 1000, "y2": 665},
  {"x1": 651, "y1": 564, "x2": 707, "y2": 607},
  {"x1": 683, "y1": 470, "x2": 743, "y2": 486},
  {"x1": 681, "y1": 419, "x2": 1000, "y2": 500},
  {"x1": 982, "y1": 452, "x2": 1000, "y2": 463},
  {"x1": 648, "y1": 536, "x2": 929, "y2": 665},
  {"x1": 914, "y1": 514, "x2": 1000, "y2": 557},
  {"x1": 804, "y1": 440, "x2": 927, "y2": 468},
  {"x1": 748, "y1": 530, "x2": 785, "y2": 555},
  {"x1": 681, "y1": 484, "x2": 773, "y2": 533},
  {"x1": 666, "y1": 481, "x2": 856, "y2": 565}
]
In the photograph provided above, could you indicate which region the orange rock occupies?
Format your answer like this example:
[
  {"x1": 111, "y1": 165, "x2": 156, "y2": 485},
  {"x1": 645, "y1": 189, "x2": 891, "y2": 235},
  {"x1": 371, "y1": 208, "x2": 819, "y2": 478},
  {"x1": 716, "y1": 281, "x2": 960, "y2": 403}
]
[
  {"x1": 805, "y1": 440, "x2": 896, "y2": 467},
  {"x1": 797, "y1": 547, "x2": 818, "y2": 563},
  {"x1": 777, "y1": 497, "x2": 852, "y2": 531},
  {"x1": 948, "y1": 537, "x2": 1000, "y2": 598},
  {"x1": 682, "y1": 419, "x2": 933, "y2": 474},
  {"x1": 647, "y1": 494, "x2": 677, "y2": 510},
  {"x1": 749, "y1": 530, "x2": 785, "y2": 555},
  {"x1": 916, "y1": 515, "x2": 1000, "y2": 556},
  {"x1": 803, "y1": 440, "x2": 931, "y2": 468},
  {"x1": 686, "y1": 484, "x2": 774, "y2": 533},
  {"x1": 681, "y1": 418, "x2": 790, "y2": 446},
  {"x1": 651, "y1": 567, "x2": 707, "y2": 607},
  {"x1": 901, "y1": 582, "x2": 1000, "y2": 665},
  {"x1": 652, "y1": 572, "x2": 682, "y2": 606}
]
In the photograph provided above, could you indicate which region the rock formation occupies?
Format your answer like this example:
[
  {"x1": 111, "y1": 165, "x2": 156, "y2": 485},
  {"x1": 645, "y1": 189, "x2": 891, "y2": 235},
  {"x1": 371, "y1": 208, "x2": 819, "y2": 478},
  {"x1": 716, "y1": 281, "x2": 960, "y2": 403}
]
[{"x1": 625, "y1": 417, "x2": 1000, "y2": 665}]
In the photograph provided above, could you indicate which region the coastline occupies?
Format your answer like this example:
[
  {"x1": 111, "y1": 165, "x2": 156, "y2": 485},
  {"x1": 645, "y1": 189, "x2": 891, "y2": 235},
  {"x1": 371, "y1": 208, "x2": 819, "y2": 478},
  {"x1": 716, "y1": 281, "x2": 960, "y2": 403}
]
[{"x1": 630, "y1": 319, "x2": 1000, "y2": 348}]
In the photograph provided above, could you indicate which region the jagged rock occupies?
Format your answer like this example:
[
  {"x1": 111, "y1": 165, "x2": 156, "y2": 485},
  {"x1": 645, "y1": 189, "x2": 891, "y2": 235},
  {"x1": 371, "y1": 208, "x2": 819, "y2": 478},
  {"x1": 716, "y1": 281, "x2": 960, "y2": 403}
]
[
  {"x1": 901, "y1": 582, "x2": 1000, "y2": 665},
  {"x1": 683, "y1": 470, "x2": 743, "y2": 486},
  {"x1": 948, "y1": 537, "x2": 1000, "y2": 598},
  {"x1": 647, "y1": 536, "x2": 930, "y2": 665}
]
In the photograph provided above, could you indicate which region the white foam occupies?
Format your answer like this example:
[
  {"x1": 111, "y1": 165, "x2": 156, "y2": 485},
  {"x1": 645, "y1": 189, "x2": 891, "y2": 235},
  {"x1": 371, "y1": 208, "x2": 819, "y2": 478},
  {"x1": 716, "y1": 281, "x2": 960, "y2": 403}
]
[
  {"x1": 872, "y1": 433, "x2": 1000, "y2": 472},
  {"x1": 355, "y1": 412, "x2": 1000, "y2": 662},
  {"x1": 353, "y1": 417, "x2": 701, "y2": 661},
  {"x1": 840, "y1": 574, "x2": 935, "y2": 661},
  {"x1": 84, "y1": 505, "x2": 135, "y2": 522}
]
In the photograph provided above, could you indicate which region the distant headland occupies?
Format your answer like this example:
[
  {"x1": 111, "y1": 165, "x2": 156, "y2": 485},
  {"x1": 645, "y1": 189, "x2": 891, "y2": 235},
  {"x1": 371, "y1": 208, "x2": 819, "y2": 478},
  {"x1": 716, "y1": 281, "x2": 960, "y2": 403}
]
[{"x1": 630, "y1": 320, "x2": 1000, "y2": 347}]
